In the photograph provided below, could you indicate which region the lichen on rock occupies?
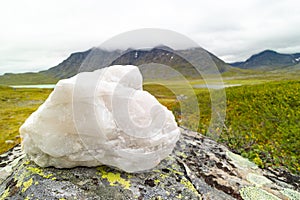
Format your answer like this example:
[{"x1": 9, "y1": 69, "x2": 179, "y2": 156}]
[
  {"x1": 280, "y1": 188, "x2": 300, "y2": 200},
  {"x1": 226, "y1": 151, "x2": 258, "y2": 170},
  {"x1": 239, "y1": 186, "x2": 281, "y2": 200},
  {"x1": 1, "y1": 128, "x2": 299, "y2": 199},
  {"x1": 246, "y1": 173, "x2": 273, "y2": 187}
]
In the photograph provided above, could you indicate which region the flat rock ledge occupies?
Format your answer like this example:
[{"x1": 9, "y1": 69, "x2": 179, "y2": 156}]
[{"x1": 0, "y1": 128, "x2": 299, "y2": 200}]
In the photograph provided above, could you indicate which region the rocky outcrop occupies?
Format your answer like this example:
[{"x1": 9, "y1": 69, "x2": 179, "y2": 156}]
[{"x1": 1, "y1": 128, "x2": 299, "y2": 200}]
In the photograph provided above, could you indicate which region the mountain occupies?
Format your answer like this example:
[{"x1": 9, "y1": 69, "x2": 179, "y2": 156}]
[
  {"x1": 40, "y1": 46, "x2": 233, "y2": 80},
  {"x1": 111, "y1": 47, "x2": 233, "y2": 79},
  {"x1": 231, "y1": 50, "x2": 300, "y2": 69},
  {"x1": 40, "y1": 49, "x2": 92, "y2": 79},
  {"x1": 10, "y1": 46, "x2": 300, "y2": 86}
]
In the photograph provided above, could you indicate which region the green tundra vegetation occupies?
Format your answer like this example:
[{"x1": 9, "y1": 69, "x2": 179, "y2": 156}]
[
  {"x1": 0, "y1": 72, "x2": 58, "y2": 85},
  {"x1": 0, "y1": 75, "x2": 299, "y2": 175},
  {"x1": 0, "y1": 86, "x2": 52, "y2": 153},
  {"x1": 223, "y1": 80, "x2": 299, "y2": 174},
  {"x1": 144, "y1": 78, "x2": 300, "y2": 175}
]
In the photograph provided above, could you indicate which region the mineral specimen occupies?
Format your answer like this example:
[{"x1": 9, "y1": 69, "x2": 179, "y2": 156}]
[{"x1": 20, "y1": 65, "x2": 180, "y2": 172}]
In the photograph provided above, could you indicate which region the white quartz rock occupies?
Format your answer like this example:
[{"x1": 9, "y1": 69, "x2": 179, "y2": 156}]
[{"x1": 20, "y1": 65, "x2": 180, "y2": 172}]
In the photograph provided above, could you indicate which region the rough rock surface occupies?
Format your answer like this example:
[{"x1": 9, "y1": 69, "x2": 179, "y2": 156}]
[{"x1": 1, "y1": 128, "x2": 299, "y2": 200}]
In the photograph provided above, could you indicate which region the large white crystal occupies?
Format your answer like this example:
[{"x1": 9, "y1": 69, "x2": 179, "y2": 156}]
[{"x1": 20, "y1": 65, "x2": 180, "y2": 172}]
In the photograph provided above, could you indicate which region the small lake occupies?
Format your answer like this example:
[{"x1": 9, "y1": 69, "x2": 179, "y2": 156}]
[
  {"x1": 193, "y1": 84, "x2": 241, "y2": 89},
  {"x1": 10, "y1": 84, "x2": 56, "y2": 89}
]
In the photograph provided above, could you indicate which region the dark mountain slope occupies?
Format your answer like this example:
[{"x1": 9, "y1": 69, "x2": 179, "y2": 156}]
[
  {"x1": 41, "y1": 49, "x2": 92, "y2": 79},
  {"x1": 231, "y1": 50, "x2": 300, "y2": 69},
  {"x1": 43, "y1": 46, "x2": 233, "y2": 79}
]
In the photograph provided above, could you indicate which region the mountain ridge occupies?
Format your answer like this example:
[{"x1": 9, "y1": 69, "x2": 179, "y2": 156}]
[
  {"x1": 1, "y1": 47, "x2": 300, "y2": 85},
  {"x1": 46, "y1": 46, "x2": 233, "y2": 78},
  {"x1": 231, "y1": 49, "x2": 300, "y2": 69}
]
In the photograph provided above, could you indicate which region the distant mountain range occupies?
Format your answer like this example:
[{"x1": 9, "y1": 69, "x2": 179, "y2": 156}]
[
  {"x1": 230, "y1": 50, "x2": 300, "y2": 69},
  {"x1": 1, "y1": 47, "x2": 300, "y2": 85},
  {"x1": 41, "y1": 45, "x2": 234, "y2": 80}
]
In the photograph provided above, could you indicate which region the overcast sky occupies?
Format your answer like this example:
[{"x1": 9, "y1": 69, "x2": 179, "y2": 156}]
[{"x1": 1, "y1": 0, "x2": 300, "y2": 74}]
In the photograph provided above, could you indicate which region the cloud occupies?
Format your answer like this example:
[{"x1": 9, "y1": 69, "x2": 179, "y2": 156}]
[{"x1": 0, "y1": 0, "x2": 300, "y2": 73}]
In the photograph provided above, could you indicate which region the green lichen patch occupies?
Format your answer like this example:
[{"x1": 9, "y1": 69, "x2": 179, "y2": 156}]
[
  {"x1": 10, "y1": 165, "x2": 56, "y2": 195},
  {"x1": 97, "y1": 166, "x2": 131, "y2": 189},
  {"x1": 159, "y1": 172, "x2": 169, "y2": 179},
  {"x1": 280, "y1": 188, "x2": 300, "y2": 200},
  {"x1": 24, "y1": 160, "x2": 31, "y2": 165},
  {"x1": 15, "y1": 168, "x2": 29, "y2": 188},
  {"x1": 168, "y1": 164, "x2": 184, "y2": 176},
  {"x1": 226, "y1": 151, "x2": 258, "y2": 169},
  {"x1": 240, "y1": 186, "x2": 281, "y2": 200},
  {"x1": 175, "y1": 151, "x2": 188, "y2": 159},
  {"x1": 26, "y1": 166, "x2": 54, "y2": 179},
  {"x1": 246, "y1": 173, "x2": 272, "y2": 187},
  {"x1": 22, "y1": 178, "x2": 33, "y2": 193},
  {"x1": 154, "y1": 179, "x2": 160, "y2": 185},
  {"x1": 0, "y1": 188, "x2": 10, "y2": 199},
  {"x1": 176, "y1": 193, "x2": 182, "y2": 199},
  {"x1": 152, "y1": 169, "x2": 161, "y2": 173},
  {"x1": 180, "y1": 177, "x2": 200, "y2": 197}
]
